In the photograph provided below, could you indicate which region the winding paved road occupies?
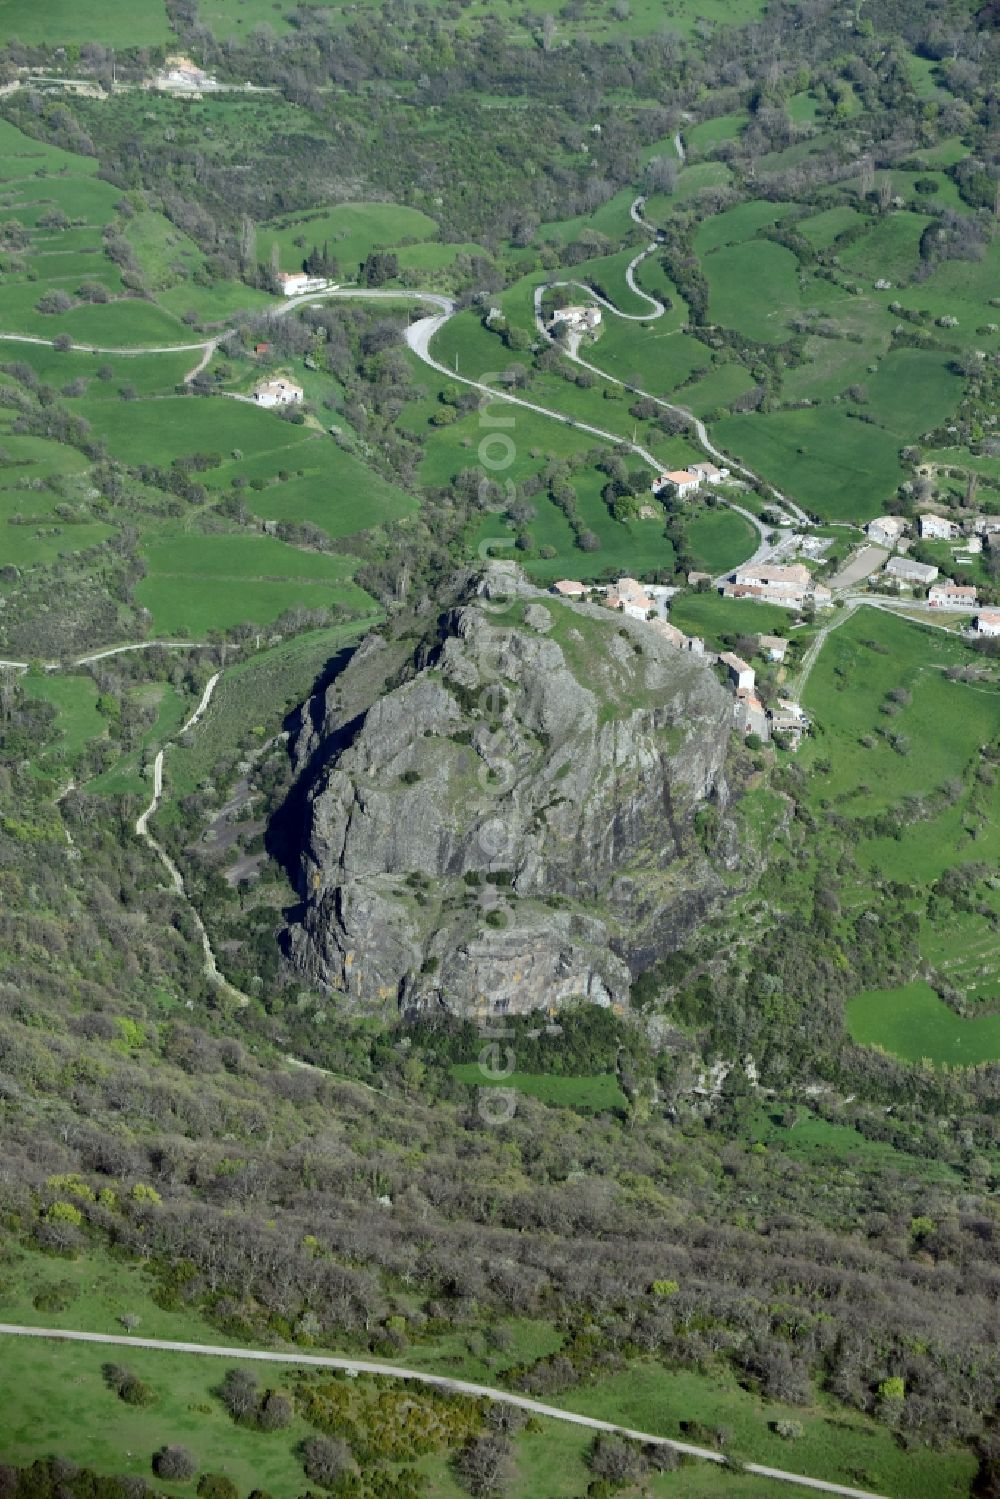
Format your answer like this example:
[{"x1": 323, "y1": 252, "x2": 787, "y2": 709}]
[
  {"x1": 536, "y1": 197, "x2": 811, "y2": 527},
  {"x1": 0, "y1": 1324, "x2": 887, "y2": 1498}
]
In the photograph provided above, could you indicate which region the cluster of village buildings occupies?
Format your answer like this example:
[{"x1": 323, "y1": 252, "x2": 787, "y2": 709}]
[
  {"x1": 720, "y1": 561, "x2": 832, "y2": 611},
  {"x1": 865, "y1": 512, "x2": 999, "y2": 633},
  {"x1": 550, "y1": 576, "x2": 808, "y2": 746},
  {"x1": 549, "y1": 305, "x2": 603, "y2": 334}
]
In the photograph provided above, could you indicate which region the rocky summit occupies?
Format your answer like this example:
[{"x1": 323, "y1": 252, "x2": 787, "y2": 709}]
[{"x1": 282, "y1": 565, "x2": 744, "y2": 1015}]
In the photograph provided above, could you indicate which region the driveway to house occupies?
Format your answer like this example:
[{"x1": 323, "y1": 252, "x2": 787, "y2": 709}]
[{"x1": 0, "y1": 1324, "x2": 888, "y2": 1499}]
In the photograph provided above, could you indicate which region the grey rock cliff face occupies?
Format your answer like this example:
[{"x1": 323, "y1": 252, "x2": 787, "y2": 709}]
[{"x1": 283, "y1": 568, "x2": 739, "y2": 1016}]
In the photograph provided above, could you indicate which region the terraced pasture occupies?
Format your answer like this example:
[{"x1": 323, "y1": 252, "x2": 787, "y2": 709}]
[
  {"x1": 135, "y1": 532, "x2": 373, "y2": 635},
  {"x1": 923, "y1": 905, "x2": 1000, "y2": 1008}
]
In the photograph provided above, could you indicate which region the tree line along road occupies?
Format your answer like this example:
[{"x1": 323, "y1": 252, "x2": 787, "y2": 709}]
[{"x1": 0, "y1": 1324, "x2": 889, "y2": 1499}]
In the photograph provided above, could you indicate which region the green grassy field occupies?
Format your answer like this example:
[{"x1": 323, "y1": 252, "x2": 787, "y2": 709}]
[
  {"x1": 23, "y1": 674, "x2": 105, "y2": 761},
  {"x1": 4, "y1": 343, "x2": 194, "y2": 394},
  {"x1": 686, "y1": 114, "x2": 748, "y2": 150},
  {"x1": 451, "y1": 1065, "x2": 626, "y2": 1113},
  {"x1": 847, "y1": 980, "x2": 1000, "y2": 1067},
  {"x1": 87, "y1": 682, "x2": 190, "y2": 796},
  {"x1": 684, "y1": 506, "x2": 758, "y2": 574},
  {"x1": 838, "y1": 211, "x2": 931, "y2": 284},
  {"x1": 470, "y1": 456, "x2": 678, "y2": 586},
  {"x1": 77, "y1": 394, "x2": 316, "y2": 466},
  {"x1": 713, "y1": 409, "x2": 903, "y2": 521},
  {"x1": 0, "y1": 427, "x2": 115, "y2": 567},
  {"x1": 681, "y1": 362, "x2": 757, "y2": 417},
  {"x1": 135, "y1": 533, "x2": 371, "y2": 636},
  {"x1": 800, "y1": 607, "x2": 996, "y2": 815},
  {"x1": 704, "y1": 240, "x2": 802, "y2": 343},
  {"x1": 693, "y1": 201, "x2": 797, "y2": 255},
  {"x1": 749, "y1": 1105, "x2": 959, "y2": 1182},
  {"x1": 0, "y1": 1332, "x2": 813, "y2": 1499},
  {"x1": 258, "y1": 201, "x2": 440, "y2": 277},
  {"x1": 241, "y1": 443, "x2": 417, "y2": 540},
  {"x1": 922, "y1": 900, "x2": 1000, "y2": 1008},
  {"x1": 861, "y1": 347, "x2": 964, "y2": 438},
  {"x1": 553, "y1": 1362, "x2": 975, "y2": 1499},
  {"x1": 889, "y1": 241, "x2": 1000, "y2": 354},
  {"x1": 587, "y1": 317, "x2": 708, "y2": 396},
  {"x1": 669, "y1": 591, "x2": 794, "y2": 646},
  {"x1": 0, "y1": 0, "x2": 171, "y2": 43},
  {"x1": 855, "y1": 778, "x2": 1000, "y2": 888},
  {"x1": 797, "y1": 205, "x2": 864, "y2": 249}
]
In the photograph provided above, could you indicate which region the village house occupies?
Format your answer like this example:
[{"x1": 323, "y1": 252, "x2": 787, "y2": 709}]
[
  {"x1": 973, "y1": 611, "x2": 1000, "y2": 637},
  {"x1": 866, "y1": 516, "x2": 907, "y2": 547},
  {"x1": 551, "y1": 579, "x2": 588, "y2": 599},
  {"x1": 253, "y1": 377, "x2": 304, "y2": 408},
  {"x1": 154, "y1": 55, "x2": 218, "y2": 92},
  {"x1": 758, "y1": 634, "x2": 788, "y2": 663},
  {"x1": 768, "y1": 699, "x2": 810, "y2": 748},
  {"x1": 928, "y1": 582, "x2": 978, "y2": 610},
  {"x1": 654, "y1": 469, "x2": 701, "y2": 500},
  {"x1": 919, "y1": 513, "x2": 957, "y2": 541},
  {"x1": 689, "y1": 461, "x2": 729, "y2": 484},
  {"x1": 687, "y1": 571, "x2": 712, "y2": 587},
  {"x1": 604, "y1": 576, "x2": 654, "y2": 620},
  {"x1": 550, "y1": 305, "x2": 602, "y2": 334},
  {"x1": 686, "y1": 636, "x2": 706, "y2": 656},
  {"x1": 719, "y1": 651, "x2": 755, "y2": 691},
  {"x1": 884, "y1": 556, "x2": 939, "y2": 586},
  {"x1": 722, "y1": 562, "x2": 829, "y2": 610},
  {"x1": 973, "y1": 517, "x2": 1000, "y2": 537},
  {"x1": 275, "y1": 271, "x2": 332, "y2": 297},
  {"x1": 734, "y1": 687, "x2": 768, "y2": 741}
]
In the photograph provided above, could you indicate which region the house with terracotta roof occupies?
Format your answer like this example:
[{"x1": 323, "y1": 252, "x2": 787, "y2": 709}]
[
  {"x1": 551, "y1": 579, "x2": 588, "y2": 599},
  {"x1": 973, "y1": 611, "x2": 1000, "y2": 637},
  {"x1": 654, "y1": 469, "x2": 701, "y2": 499}
]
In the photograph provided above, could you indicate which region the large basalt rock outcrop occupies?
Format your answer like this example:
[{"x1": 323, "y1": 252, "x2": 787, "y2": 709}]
[{"x1": 281, "y1": 566, "x2": 742, "y2": 1015}]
